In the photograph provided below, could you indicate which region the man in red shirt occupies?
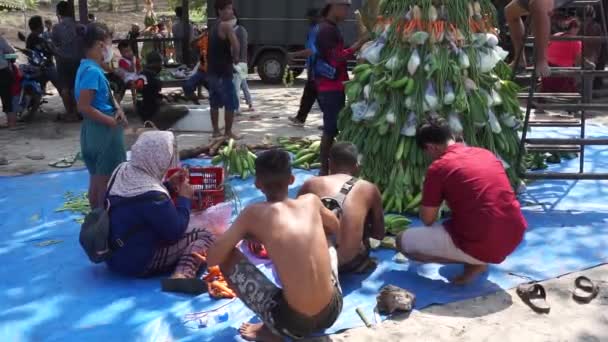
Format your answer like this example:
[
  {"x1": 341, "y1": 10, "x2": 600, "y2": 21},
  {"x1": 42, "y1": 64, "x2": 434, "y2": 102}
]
[
  {"x1": 315, "y1": 0, "x2": 367, "y2": 175},
  {"x1": 397, "y1": 118, "x2": 527, "y2": 284}
]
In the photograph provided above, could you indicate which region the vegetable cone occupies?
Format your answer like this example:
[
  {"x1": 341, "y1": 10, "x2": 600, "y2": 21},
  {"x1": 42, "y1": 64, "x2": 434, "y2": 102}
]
[{"x1": 339, "y1": 0, "x2": 524, "y2": 214}]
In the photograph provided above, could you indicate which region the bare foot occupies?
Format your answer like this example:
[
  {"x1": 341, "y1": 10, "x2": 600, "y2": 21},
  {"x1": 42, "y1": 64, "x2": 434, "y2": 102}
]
[
  {"x1": 226, "y1": 132, "x2": 243, "y2": 140},
  {"x1": 509, "y1": 59, "x2": 527, "y2": 73},
  {"x1": 212, "y1": 131, "x2": 223, "y2": 138},
  {"x1": 536, "y1": 60, "x2": 551, "y2": 77},
  {"x1": 452, "y1": 264, "x2": 488, "y2": 285},
  {"x1": 239, "y1": 323, "x2": 281, "y2": 342}
]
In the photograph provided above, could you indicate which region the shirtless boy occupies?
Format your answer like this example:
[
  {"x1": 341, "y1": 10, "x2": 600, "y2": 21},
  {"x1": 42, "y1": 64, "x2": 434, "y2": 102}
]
[
  {"x1": 207, "y1": 149, "x2": 343, "y2": 341},
  {"x1": 299, "y1": 142, "x2": 385, "y2": 273}
]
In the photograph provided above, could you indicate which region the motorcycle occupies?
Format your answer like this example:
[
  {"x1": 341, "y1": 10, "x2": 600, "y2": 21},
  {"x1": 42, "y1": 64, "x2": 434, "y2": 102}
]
[{"x1": 13, "y1": 32, "x2": 51, "y2": 122}]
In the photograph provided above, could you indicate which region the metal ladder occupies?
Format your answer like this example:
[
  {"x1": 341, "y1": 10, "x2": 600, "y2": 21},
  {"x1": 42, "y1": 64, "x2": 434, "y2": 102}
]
[{"x1": 515, "y1": 0, "x2": 608, "y2": 180}]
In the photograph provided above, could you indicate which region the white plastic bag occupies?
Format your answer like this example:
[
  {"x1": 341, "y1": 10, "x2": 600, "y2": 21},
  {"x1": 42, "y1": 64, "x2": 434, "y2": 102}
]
[
  {"x1": 351, "y1": 101, "x2": 368, "y2": 122},
  {"x1": 361, "y1": 37, "x2": 386, "y2": 65},
  {"x1": 448, "y1": 112, "x2": 464, "y2": 133},
  {"x1": 408, "y1": 49, "x2": 421, "y2": 75},
  {"x1": 401, "y1": 112, "x2": 417, "y2": 136},
  {"x1": 363, "y1": 102, "x2": 379, "y2": 120},
  {"x1": 189, "y1": 202, "x2": 233, "y2": 237}
]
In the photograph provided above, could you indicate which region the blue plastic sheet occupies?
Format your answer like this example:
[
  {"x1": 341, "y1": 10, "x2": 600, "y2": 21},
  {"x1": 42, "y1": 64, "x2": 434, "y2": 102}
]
[{"x1": 1, "y1": 124, "x2": 607, "y2": 341}]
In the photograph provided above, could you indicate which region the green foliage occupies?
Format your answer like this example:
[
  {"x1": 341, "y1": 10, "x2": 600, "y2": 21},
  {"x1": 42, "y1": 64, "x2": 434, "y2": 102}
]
[
  {"x1": 0, "y1": 0, "x2": 37, "y2": 10},
  {"x1": 168, "y1": 0, "x2": 206, "y2": 11}
]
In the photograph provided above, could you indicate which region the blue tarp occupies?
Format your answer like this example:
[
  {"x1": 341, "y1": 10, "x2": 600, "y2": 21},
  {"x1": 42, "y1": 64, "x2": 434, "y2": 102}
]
[{"x1": 1, "y1": 124, "x2": 607, "y2": 341}]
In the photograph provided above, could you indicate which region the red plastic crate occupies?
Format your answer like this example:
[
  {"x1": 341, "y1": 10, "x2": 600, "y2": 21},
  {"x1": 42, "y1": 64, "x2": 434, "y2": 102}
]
[{"x1": 166, "y1": 167, "x2": 225, "y2": 211}]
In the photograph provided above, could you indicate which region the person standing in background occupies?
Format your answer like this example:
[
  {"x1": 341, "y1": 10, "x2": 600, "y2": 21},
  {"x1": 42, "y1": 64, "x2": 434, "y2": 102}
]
[
  {"x1": 26, "y1": 16, "x2": 60, "y2": 94},
  {"x1": 0, "y1": 34, "x2": 17, "y2": 129},
  {"x1": 207, "y1": 0, "x2": 240, "y2": 139},
  {"x1": 183, "y1": 28, "x2": 209, "y2": 104},
  {"x1": 52, "y1": 1, "x2": 84, "y2": 122},
  {"x1": 315, "y1": 0, "x2": 367, "y2": 175},
  {"x1": 233, "y1": 13, "x2": 254, "y2": 113},
  {"x1": 126, "y1": 24, "x2": 141, "y2": 60},
  {"x1": 172, "y1": 6, "x2": 195, "y2": 64},
  {"x1": 288, "y1": 8, "x2": 322, "y2": 127},
  {"x1": 43, "y1": 19, "x2": 54, "y2": 40},
  {"x1": 75, "y1": 22, "x2": 127, "y2": 209}
]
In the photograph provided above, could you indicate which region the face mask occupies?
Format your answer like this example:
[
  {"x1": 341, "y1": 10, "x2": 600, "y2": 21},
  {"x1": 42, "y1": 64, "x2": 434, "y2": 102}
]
[{"x1": 102, "y1": 44, "x2": 114, "y2": 63}]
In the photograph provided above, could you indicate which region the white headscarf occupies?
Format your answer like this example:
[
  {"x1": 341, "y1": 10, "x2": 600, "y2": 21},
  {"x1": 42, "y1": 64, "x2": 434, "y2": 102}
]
[{"x1": 109, "y1": 131, "x2": 178, "y2": 198}]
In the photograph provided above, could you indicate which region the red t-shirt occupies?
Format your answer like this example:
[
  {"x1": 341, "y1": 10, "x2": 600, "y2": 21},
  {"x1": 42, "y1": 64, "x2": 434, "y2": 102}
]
[
  {"x1": 315, "y1": 20, "x2": 355, "y2": 92},
  {"x1": 547, "y1": 33, "x2": 582, "y2": 67},
  {"x1": 422, "y1": 144, "x2": 527, "y2": 263}
]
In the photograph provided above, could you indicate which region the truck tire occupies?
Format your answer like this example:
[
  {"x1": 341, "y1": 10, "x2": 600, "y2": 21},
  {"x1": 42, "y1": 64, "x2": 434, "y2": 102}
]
[{"x1": 257, "y1": 51, "x2": 286, "y2": 84}]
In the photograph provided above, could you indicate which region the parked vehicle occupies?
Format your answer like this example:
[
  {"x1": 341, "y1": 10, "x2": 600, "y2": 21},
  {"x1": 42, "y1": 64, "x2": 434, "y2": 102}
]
[
  {"x1": 12, "y1": 32, "x2": 51, "y2": 122},
  {"x1": 207, "y1": 0, "x2": 363, "y2": 84}
]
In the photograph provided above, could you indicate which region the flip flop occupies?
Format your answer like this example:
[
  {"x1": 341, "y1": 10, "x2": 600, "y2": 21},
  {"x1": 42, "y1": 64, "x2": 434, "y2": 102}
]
[
  {"x1": 517, "y1": 283, "x2": 550, "y2": 314},
  {"x1": 48, "y1": 158, "x2": 75, "y2": 168},
  {"x1": 161, "y1": 278, "x2": 208, "y2": 295},
  {"x1": 48, "y1": 153, "x2": 80, "y2": 168},
  {"x1": 572, "y1": 276, "x2": 600, "y2": 304}
]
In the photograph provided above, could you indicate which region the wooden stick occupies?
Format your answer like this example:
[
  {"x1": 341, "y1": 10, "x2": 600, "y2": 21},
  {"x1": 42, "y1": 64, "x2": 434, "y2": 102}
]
[
  {"x1": 246, "y1": 143, "x2": 278, "y2": 151},
  {"x1": 179, "y1": 144, "x2": 211, "y2": 160},
  {"x1": 208, "y1": 137, "x2": 228, "y2": 156}
]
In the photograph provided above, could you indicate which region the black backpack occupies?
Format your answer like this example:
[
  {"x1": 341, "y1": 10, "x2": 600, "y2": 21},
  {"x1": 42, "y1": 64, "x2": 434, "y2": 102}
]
[{"x1": 79, "y1": 165, "x2": 149, "y2": 264}]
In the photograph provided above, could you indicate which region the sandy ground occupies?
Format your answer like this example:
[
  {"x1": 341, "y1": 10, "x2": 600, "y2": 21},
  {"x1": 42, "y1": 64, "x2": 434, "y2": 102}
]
[
  {"x1": 2, "y1": 7, "x2": 608, "y2": 342},
  {"x1": 0, "y1": 78, "x2": 323, "y2": 176},
  {"x1": 319, "y1": 265, "x2": 608, "y2": 342}
]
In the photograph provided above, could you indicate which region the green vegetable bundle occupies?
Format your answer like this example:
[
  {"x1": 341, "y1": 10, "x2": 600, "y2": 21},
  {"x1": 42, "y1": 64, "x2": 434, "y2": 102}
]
[
  {"x1": 212, "y1": 139, "x2": 257, "y2": 179},
  {"x1": 278, "y1": 138, "x2": 322, "y2": 170},
  {"x1": 339, "y1": 0, "x2": 524, "y2": 214},
  {"x1": 384, "y1": 214, "x2": 412, "y2": 235},
  {"x1": 56, "y1": 191, "x2": 90, "y2": 223}
]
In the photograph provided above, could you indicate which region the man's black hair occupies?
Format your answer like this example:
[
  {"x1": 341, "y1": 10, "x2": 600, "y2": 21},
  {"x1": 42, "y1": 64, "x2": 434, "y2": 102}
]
[
  {"x1": 83, "y1": 22, "x2": 112, "y2": 50},
  {"x1": 306, "y1": 8, "x2": 319, "y2": 18},
  {"x1": 28, "y1": 16, "x2": 44, "y2": 32},
  {"x1": 415, "y1": 117, "x2": 453, "y2": 149},
  {"x1": 320, "y1": 5, "x2": 331, "y2": 18},
  {"x1": 146, "y1": 51, "x2": 163, "y2": 65},
  {"x1": 117, "y1": 40, "x2": 130, "y2": 51},
  {"x1": 233, "y1": 8, "x2": 240, "y2": 25},
  {"x1": 56, "y1": 1, "x2": 74, "y2": 18},
  {"x1": 255, "y1": 149, "x2": 292, "y2": 186},
  {"x1": 215, "y1": 0, "x2": 233, "y2": 17},
  {"x1": 175, "y1": 6, "x2": 183, "y2": 18},
  {"x1": 330, "y1": 142, "x2": 358, "y2": 168}
]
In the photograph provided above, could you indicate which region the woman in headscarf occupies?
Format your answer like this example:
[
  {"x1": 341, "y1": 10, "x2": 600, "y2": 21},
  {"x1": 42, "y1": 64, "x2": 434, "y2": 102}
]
[{"x1": 106, "y1": 131, "x2": 214, "y2": 294}]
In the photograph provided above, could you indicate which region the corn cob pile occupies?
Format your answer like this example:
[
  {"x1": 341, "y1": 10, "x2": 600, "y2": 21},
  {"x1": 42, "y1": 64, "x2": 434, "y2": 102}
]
[
  {"x1": 339, "y1": 0, "x2": 524, "y2": 214},
  {"x1": 384, "y1": 214, "x2": 411, "y2": 235},
  {"x1": 278, "y1": 138, "x2": 322, "y2": 170},
  {"x1": 212, "y1": 139, "x2": 257, "y2": 179}
]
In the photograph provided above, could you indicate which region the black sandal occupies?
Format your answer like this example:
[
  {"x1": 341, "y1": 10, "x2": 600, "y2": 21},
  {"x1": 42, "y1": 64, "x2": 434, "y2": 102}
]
[
  {"x1": 161, "y1": 278, "x2": 208, "y2": 295},
  {"x1": 516, "y1": 283, "x2": 550, "y2": 314},
  {"x1": 572, "y1": 276, "x2": 600, "y2": 304}
]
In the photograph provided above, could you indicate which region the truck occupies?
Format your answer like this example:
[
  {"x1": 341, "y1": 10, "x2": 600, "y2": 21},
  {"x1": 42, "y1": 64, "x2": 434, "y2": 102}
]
[{"x1": 207, "y1": 0, "x2": 363, "y2": 84}]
